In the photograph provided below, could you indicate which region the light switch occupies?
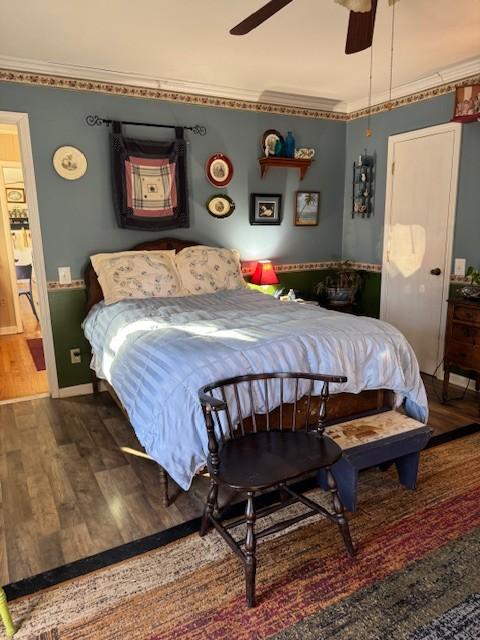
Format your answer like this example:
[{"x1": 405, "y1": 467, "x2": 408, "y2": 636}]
[
  {"x1": 454, "y1": 258, "x2": 466, "y2": 277},
  {"x1": 58, "y1": 266, "x2": 72, "y2": 284}
]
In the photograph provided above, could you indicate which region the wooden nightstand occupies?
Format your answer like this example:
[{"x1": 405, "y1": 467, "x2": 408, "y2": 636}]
[{"x1": 442, "y1": 297, "x2": 480, "y2": 405}]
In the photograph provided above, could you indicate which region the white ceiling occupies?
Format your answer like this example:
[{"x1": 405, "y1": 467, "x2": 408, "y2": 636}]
[{"x1": 0, "y1": 0, "x2": 479, "y2": 110}]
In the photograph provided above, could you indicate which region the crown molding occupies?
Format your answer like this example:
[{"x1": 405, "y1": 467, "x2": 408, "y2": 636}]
[
  {"x1": 0, "y1": 54, "x2": 479, "y2": 121},
  {"x1": 0, "y1": 55, "x2": 346, "y2": 120},
  {"x1": 345, "y1": 57, "x2": 480, "y2": 116}
]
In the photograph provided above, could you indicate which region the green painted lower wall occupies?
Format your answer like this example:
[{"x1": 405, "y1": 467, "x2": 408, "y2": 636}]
[
  {"x1": 357, "y1": 272, "x2": 381, "y2": 318},
  {"x1": 48, "y1": 270, "x2": 383, "y2": 389},
  {"x1": 48, "y1": 289, "x2": 92, "y2": 388}
]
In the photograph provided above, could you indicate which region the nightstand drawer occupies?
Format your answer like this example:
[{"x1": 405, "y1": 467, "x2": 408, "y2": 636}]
[
  {"x1": 445, "y1": 340, "x2": 480, "y2": 370},
  {"x1": 451, "y1": 323, "x2": 480, "y2": 345},
  {"x1": 453, "y1": 305, "x2": 480, "y2": 325}
]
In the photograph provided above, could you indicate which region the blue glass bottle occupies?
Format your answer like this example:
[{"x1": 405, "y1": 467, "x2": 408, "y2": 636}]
[{"x1": 285, "y1": 131, "x2": 295, "y2": 158}]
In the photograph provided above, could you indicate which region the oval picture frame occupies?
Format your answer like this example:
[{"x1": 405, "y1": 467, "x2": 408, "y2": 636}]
[
  {"x1": 205, "y1": 153, "x2": 234, "y2": 188},
  {"x1": 206, "y1": 194, "x2": 235, "y2": 219}
]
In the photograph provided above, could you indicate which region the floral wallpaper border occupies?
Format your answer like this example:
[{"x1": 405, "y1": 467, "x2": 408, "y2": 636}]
[
  {"x1": 1, "y1": 67, "x2": 479, "y2": 121},
  {"x1": 349, "y1": 73, "x2": 480, "y2": 120},
  {"x1": 0, "y1": 69, "x2": 346, "y2": 121},
  {"x1": 46, "y1": 262, "x2": 470, "y2": 291}
]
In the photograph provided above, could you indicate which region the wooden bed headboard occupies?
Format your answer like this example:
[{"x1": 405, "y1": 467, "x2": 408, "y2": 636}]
[{"x1": 84, "y1": 237, "x2": 200, "y2": 314}]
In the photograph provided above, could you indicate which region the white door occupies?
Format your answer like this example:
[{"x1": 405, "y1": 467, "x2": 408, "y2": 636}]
[{"x1": 380, "y1": 123, "x2": 462, "y2": 375}]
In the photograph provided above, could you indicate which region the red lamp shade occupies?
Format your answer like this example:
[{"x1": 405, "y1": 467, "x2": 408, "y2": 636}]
[{"x1": 251, "y1": 260, "x2": 279, "y2": 286}]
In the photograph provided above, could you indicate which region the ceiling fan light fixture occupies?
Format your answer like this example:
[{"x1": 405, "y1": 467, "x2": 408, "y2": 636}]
[{"x1": 335, "y1": 0, "x2": 372, "y2": 12}]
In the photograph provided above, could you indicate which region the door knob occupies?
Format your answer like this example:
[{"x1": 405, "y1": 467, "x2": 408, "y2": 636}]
[{"x1": 430, "y1": 267, "x2": 441, "y2": 276}]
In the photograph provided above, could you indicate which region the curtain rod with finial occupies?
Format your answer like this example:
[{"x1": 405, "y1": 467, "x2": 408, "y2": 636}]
[{"x1": 85, "y1": 115, "x2": 207, "y2": 135}]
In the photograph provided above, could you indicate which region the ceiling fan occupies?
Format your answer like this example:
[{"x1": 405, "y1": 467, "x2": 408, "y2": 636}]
[{"x1": 230, "y1": 0, "x2": 378, "y2": 55}]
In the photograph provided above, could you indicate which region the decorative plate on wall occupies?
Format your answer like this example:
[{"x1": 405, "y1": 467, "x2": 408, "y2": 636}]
[
  {"x1": 53, "y1": 146, "x2": 88, "y2": 180},
  {"x1": 206, "y1": 194, "x2": 235, "y2": 218},
  {"x1": 261, "y1": 129, "x2": 284, "y2": 157},
  {"x1": 205, "y1": 153, "x2": 233, "y2": 188}
]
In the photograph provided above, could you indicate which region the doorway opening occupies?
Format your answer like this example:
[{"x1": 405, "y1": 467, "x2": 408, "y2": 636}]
[{"x1": 0, "y1": 115, "x2": 57, "y2": 402}]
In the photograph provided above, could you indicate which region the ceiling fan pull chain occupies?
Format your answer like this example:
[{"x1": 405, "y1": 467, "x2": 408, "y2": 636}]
[{"x1": 386, "y1": 1, "x2": 396, "y2": 110}]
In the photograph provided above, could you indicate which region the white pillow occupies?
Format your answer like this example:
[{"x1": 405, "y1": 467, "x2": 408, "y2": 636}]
[
  {"x1": 175, "y1": 245, "x2": 246, "y2": 295},
  {"x1": 90, "y1": 250, "x2": 183, "y2": 305}
]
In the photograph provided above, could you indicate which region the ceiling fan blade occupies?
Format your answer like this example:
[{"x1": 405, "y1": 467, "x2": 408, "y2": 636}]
[
  {"x1": 345, "y1": 0, "x2": 377, "y2": 54},
  {"x1": 230, "y1": 0, "x2": 295, "y2": 36}
]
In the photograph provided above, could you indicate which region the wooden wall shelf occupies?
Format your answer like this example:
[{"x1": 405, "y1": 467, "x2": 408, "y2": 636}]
[{"x1": 259, "y1": 157, "x2": 313, "y2": 181}]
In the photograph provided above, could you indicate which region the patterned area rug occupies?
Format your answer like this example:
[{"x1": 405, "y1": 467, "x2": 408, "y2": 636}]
[
  {"x1": 26, "y1": 338, "x2": 46, "y2": 371},
  {"x1": 8, "y1": 432, "x2": 480, "y2": 639}
]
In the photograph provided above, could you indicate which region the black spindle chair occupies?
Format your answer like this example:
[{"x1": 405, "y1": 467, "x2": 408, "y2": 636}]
[
  {"x1": 198, "y1": 372, "x2": 355, "y2": 608},
  {"x1": 15, "y1": 263, "x2": 38, "y2": 321}
]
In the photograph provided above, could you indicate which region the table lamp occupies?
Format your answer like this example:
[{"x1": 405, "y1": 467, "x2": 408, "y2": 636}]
[{"x1": 250, "y1": 260, "x2": 279, "y2": 286}]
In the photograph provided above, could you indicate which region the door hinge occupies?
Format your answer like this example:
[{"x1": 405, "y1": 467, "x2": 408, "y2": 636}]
[{"x1": 391, "y1": 161, "x2": 395, "y2": 175}]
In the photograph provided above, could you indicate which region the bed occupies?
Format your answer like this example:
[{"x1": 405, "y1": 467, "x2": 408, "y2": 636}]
[{"x1": 83, "y1": 238, "x2": 428, "y2": 506}]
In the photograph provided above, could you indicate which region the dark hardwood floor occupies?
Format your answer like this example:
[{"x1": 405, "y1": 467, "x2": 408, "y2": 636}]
[{"x1": 0, "y1": 376, "x2": 478, "y2": 584}]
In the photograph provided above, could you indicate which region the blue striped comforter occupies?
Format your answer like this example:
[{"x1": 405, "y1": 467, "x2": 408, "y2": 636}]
[{"x1": 83, "y1": 289, "x2": 428, "y2": 489}]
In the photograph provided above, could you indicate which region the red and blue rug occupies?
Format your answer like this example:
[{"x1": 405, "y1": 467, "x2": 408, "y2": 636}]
[{"x1": 7, "y1": 430, "x2": 480, "y2": 639}]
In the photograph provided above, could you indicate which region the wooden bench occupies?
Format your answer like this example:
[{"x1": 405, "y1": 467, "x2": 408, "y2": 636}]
[{"x1": 319, "y1": 411, "x2": 432, "y2": 512}]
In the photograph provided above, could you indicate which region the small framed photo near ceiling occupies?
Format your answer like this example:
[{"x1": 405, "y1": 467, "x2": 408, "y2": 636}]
[
  {"x1": 6, "y1": 187, "x2": 25, "y2": 203},
  {"x1": 452, "y1": 84, "x2": 480, "y2": 123},
  {"x1": 294, "y1": 191, "x2": 320, "y2": 226},
  {"x1": 250, "y1": 193, "x2": 282, "y2": 225},
  {"x1": 206, "y1": 194, "x2": 235, "y2": 219},
  {"x1": 205, "y1": 153, "x2": 234, "y2": 188}
]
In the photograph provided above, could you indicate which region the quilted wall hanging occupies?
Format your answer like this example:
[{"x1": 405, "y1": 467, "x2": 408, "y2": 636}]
[{"x1": 110, "y1": 121, "x2": 189, "y2": 231}]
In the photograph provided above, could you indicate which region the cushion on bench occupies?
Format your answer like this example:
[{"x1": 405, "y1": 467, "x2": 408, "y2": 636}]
[{"x1": 325, "y1": 410, "x2": 426, "y2": 450}]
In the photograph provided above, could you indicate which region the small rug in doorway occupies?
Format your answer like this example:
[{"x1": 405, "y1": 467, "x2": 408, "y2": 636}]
[
  {"x1": 26, "y1": 338, "x2": 45, "y2": 371},
  {"x1": 6, "y1": 432, "x2": 480, "y2": 639}
]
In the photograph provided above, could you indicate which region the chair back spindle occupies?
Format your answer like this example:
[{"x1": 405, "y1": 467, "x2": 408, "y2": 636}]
[
  {"x1": 199, "y1": 373, "x2": 347, "y2": 475},
  {"x1": 317, "y1": 381, "x2": 330, "y2": 436}
]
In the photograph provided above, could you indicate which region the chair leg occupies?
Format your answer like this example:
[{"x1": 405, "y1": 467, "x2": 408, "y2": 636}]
[
  {"x1": 26, "y1": 292, "x2": 38, "y2": 321},
  {"x1": 0, "y1": 588, "x2": 15, "y2": 637},
  {"x1": 326, "y1": 467, "x2": 355, "y2": 558},
  {"x1": 199, "y1": 479, "x2": 218, "y2": 536},
  {"x1": 244, "y1": 492, "x2": 257, "y2": 608}
]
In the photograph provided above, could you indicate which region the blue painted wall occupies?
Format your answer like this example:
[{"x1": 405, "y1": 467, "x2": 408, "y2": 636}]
[
  {"x1": 0, "y1": 81, "x2": 346, "y2": 280},
  {"x1": 342, "y1": 92, "x2": 480, "y2": 268}
]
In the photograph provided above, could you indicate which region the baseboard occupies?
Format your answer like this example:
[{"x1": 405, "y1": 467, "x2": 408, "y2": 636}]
[
  {"x1": 57, "y1": 381, "x2": 106, "y2": 398},
  {"x1": 435, "y1": 370, "x2": 473, "y2": 390},
  {"x1": 0, "y1": 392, "x2": 50, "y2": 406},
  {"x1": 0, "y1": 325, "x2": 19, "y2": 336}
]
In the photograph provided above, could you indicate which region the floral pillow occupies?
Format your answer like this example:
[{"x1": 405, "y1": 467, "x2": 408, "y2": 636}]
[
  {"x1": 175, "y1": 246, "x2": 246, "y2": 295},
  {"x1": 91, "y1": 250, "x2": 183, "y2": 305}
]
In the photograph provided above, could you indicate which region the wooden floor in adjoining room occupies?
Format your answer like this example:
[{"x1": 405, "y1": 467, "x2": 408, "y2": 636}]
[
  {"x1": 0, "y1": 375, "x2": 478, "y2": 585},
  {"x1": 0, "y1": 295, "x2": 48, "y2": 401}
]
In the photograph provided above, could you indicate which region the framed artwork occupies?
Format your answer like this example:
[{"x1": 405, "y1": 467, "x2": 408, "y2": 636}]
[
  {"x1": 205, "y1": 153, "x2": 234, "y2": 187},
  {"x1": 452, "y1": 84, "x2": 480, "y2": 123},
  {"x1": 6, "y1": 188, "x2": 25, "y2": 203},
  {"x1": 250, "y1": 193, "x2": 282, "y2": 225},
  {"x1": 295, "y1": 191, "x2": 320, "y2": 226},
  {"x1": 206, "y1": 194, "x2": 235, "y2": 219}
]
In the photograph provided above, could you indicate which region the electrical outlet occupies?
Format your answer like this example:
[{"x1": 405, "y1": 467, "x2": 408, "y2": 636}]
[
  {"x1": 70, "y1": 348, "x2": 82, "y2": 364},
  {"x1": 0, "y1": 297, "x2": 6, "y2": 307},
  {"x1": 58, "y1": 266, "x2": 72, "y2": 285},
  {"x1": 454, "y1": 258, "x2": 466, "y2": 277}
]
